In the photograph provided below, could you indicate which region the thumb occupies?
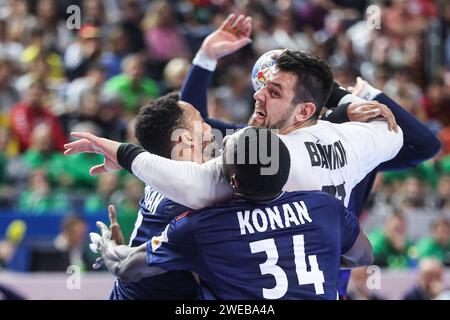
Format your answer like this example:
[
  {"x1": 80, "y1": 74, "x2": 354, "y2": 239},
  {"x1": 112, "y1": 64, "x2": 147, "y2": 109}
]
[
  {"x1": 90, "y1": 164, "x2": 108, "y2": 176},
  {"x1": 108, "y1": 205, "x2": 118, "y2": 225}
]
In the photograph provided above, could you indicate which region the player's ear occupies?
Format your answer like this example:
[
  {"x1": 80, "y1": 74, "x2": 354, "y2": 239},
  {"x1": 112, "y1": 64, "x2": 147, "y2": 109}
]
[
  {"x1": 294, "y1": 102, "x2": 316, "y2": 122},
  {"x1": 180, "y1": 130, "x2": 194, "y2": 146}
]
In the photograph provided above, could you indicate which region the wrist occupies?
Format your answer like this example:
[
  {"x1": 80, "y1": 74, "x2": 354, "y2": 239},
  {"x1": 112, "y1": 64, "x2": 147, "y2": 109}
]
[
  {"x1": 326, "y1": 82, "x2": 351, "y2": 109},
  {"x1": 357, "y1": 84, "x2": 382, "y2": 101},
  {"x1": 117, "y1": 143, "x2": 146, "y2": 174},
  {"x1": 193, "y1": 50, "x2": 218, "y2": 72}
]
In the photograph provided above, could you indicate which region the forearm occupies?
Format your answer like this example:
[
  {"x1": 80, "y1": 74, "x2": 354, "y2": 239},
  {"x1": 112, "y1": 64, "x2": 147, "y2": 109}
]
[
  {"x1": 131, "y1": 153, "x2": 232, "y2": 209},
  {"x1": 116, "y1": 143, "x2": 233, "y2": 209},
  {"x1": 341, "y1": 231, "x2": 374, "y2": 269},
  {"x1": 374, "y1": 93, "x2": 441, "y2": 170},
  {"x1": 181, "y1": 52, "x2": 243, "y2": 133},
  {"x1": 180, "y1": 64, "x2": 213, "y2": 119}
]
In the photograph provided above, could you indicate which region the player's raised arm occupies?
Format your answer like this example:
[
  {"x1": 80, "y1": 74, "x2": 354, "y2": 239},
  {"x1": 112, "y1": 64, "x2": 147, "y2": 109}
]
[{"x1": 180, "y1": 13, "x2": 251, "y2": 133}]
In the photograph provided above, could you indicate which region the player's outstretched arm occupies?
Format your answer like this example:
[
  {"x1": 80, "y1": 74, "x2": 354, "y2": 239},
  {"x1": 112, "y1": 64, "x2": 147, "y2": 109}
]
[
  {"x1": 64, "y1": 132, "x2": 232, "y2": 209},
  {"x1": 90, "y1": 221, "x2": 165, "y2": 282}
]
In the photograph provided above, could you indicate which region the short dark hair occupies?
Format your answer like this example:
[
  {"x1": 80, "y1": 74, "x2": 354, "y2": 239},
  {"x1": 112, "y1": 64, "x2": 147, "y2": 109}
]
[
  {"x1": 276, "y1": 50, "x2": 333, "y2": 119},
  {"x1": 223, "y1": 127, "x2": 291, "y2": 200},
  {"x1": 135, "y1": 92, "x2": 183, "y2": 158}
]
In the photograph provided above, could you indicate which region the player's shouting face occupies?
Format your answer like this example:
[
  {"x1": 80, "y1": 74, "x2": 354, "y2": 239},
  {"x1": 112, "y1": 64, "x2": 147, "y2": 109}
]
[
  {"x1": 252, "y1": 50, "x2": 334, "y2": 135},
  {"x1": 253, "y1": 67, "x2": 301, "y2": 131}
]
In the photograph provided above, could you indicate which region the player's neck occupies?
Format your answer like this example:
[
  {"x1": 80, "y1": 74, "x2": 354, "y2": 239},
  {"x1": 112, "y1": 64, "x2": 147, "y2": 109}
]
[
  {"x1": 280, "y1": 119, "x2": 317, "y2": 135},
  {"x1": 234, "y1": 191, "x2": 283, "y2": 203}
]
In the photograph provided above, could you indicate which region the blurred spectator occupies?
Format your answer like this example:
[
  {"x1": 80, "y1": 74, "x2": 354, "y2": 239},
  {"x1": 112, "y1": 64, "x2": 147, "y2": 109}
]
[
  {"x1": 0, "y1": 127, "x2": 13, "y2": 207},
  {"x1": 20, "y1": 123, "x2": 66, "y2": 188},
  {"x1": 64, "y1": 23, "x2": 102, "y2": 81},
  {"x1": 369, "y1": 210, "x2": 416, "y2": 269},
  {"x1": 105, "y1": 54, "x2": 159, "y2": 116},
  {"x1": 20, "y1": 27, "x2": 65, "y2": 87},
  {"x1": 421, "y1": 77, "x2": 450, "y2": 126},
  {"x1": 35, "y1": 0, "x2": 73, "y2": 53},
  {"x1": 142, "y1": 0, "x2": 190, "y2": 80},
  {"x1": 82, "y1": 0, "x2": 107, "y2": 29},
  {"x1": 63, "y1": 63, "x2": 106, "y2": 114},
  {"x1": 347, "y1": 266, "x2": 384, "y2": 300},
  {"x1": 100, "y1": 27, "x2": 131, "y2": 79},
  {"x1": 396, "y1": 176, "x2": 429, "y2": 210},
  {"x1": 0, "y1": 19, "x2": 23, "y2": 64},
  {"x1": 403, "y1": 257, "x2": 446, "y2": 300},
  {"x1": 83, "y1": 172, "x2": 120, "y2": 214},
  {"x1": 214, "y1": 66, "x2": 254, "y2": 123},
  {"x1": 115, "y1": 176, "x2": 144, "y2": 243},
  {"x1": 161, "y1": 57, "x2": 190, "y2": 94},
  {"x1": 17, "y1": 169, "x2": 69, "y2": 214},
  {"x1": 433, "y1": 175, "x2": 450, "y2": 210},
  {"x1": 60, "y1": 122, "x2": 102, "y2": 190},
  {"x1": 97, "y1": 90, "x2": 127, "y2": 141},
  {"x1": 416, "y1": 218, "x2": 450, "y2": 266},
  {"x1": 53, "y1": 215, "x2": 95, "y2": 271},
  {"x1": 4, "y1": 0, "x2": 37, "y2": 44},
  {"x1": 0, "y1": 59, "x2": 20, "y2": 115},
  {"x1": 10, "y1": 79, "x2": 67, "y2": 152},
  {"x1": 118, "y1": 0, "x2": 145, "y2": 53}
]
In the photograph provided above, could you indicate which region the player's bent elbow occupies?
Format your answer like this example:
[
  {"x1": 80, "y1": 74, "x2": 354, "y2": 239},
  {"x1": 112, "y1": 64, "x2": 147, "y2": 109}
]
[{"x1": 427, "y1": 136, "x2": 442, "y2": 159}]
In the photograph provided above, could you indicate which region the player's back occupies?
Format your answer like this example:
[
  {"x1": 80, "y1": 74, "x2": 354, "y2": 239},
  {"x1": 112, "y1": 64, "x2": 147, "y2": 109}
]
[
  {"x1": 279, "y1": 120, "x2": 402, "y2": 206},
  {"x1": 180, "y1": 191, "x2": 359, "y2": 300},
  {"x1": 111, "y1": 186, "x2": 199, "y2": 300}
]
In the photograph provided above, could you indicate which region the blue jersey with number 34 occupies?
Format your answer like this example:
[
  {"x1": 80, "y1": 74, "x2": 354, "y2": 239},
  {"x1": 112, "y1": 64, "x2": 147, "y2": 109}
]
[{"x1": 146, "y1": 191, "x2": 360, "y2": 300}]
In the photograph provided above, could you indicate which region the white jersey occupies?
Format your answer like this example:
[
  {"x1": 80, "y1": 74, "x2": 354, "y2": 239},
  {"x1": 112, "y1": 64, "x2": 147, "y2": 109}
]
[
  {"x1": 279, "y1": 120, "x2": 402, "y2": 206},
  {"x1": 130, "y1": 120, "x2": 403, "y2": 209}
]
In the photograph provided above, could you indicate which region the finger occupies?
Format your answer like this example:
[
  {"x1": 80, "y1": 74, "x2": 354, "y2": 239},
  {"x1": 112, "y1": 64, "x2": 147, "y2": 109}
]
[
  {"x1": 97, "y1": 221, "x2": 111, "y2": 242},
  {"x1": 90, "y1": 164, "x2": 108, "y2": 176},
  {"x1": 64, "y1": 139, "x2": 92, "y2": 150},
  {"x1": 233, "y1": 14, "x2": 245, "y2": 32},
  {"x1": 349, "y1": 101, "x2": 379, "y2": 109},
  {"x1": 89, "y1": 243, "x2": 98, "y2": 253},
  {"x1": 232, "y1": 14, "x2": 245, "y2": 30},
  {"x1": 64, "y1": 145, "x2": 97, "y2": 155},
  {"x1": 347, "y1": 86, "x2": 354, "y2": 92},
  {"x1": 71, "y1": 132, "x2": 99, "y2": 144},
  {"x1": 89, "y1": 232, "x2": 103, "y2": 253},
  {"x1": 379, "y1": 106, "x2": 398, "y2": 132},
  {"x1": 363, "y1": 108, "x2": 380, "y2": 116},
  {"x1": 93, "y1": 257, "x2": 104, "y2": 269},
  {"x1": 242, "y1": 16, "x2": 252, "y2": 38},
  {"x1": 108, "y1": 205, "x2": 118, "y2": 225},
  {"x1": 221, "y1": 13, "x2": 236, "y2": 30}
]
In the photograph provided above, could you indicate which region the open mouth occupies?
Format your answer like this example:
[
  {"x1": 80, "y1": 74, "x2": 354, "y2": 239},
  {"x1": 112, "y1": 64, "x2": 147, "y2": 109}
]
[{"x1": 254, "y1": 109, "x2": 266, "y2": 119}]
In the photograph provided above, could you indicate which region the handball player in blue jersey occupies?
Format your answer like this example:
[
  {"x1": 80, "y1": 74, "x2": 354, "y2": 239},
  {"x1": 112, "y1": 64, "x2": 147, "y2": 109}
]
[
  {"x1": 97, "y1": 93, "x2": 216, "y2": 300},
  {"x1": 89, "y1": 127, "x2": 373, "y2": 300}
]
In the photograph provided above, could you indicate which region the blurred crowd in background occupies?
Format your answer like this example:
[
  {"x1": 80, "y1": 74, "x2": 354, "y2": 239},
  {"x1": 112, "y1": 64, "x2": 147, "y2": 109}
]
[{"x1": 0, "y1": 0, "x2": 449, "y2": 299}]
